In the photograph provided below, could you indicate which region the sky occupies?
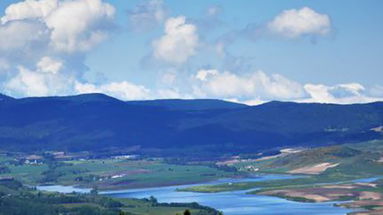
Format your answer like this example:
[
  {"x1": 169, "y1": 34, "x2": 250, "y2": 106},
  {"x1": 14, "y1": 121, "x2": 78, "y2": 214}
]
[{"x1": 0, "y1": 0, "x2": 382, "y2": 104}]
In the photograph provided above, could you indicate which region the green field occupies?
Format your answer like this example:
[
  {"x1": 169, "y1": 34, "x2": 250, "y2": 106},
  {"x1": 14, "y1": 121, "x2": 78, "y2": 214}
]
[
  {"x1": 119, "y1": 198, "x2": 220, "y2": 215},
  {"x1": 0, "y1": 156, "x2": 240, "y2": 190},
  {"x1": 180, "y1": 140, "x2": 383, "y2": 193},
  {"x1": 0, "y1": 178, "x2": 222, "y2": 215}
]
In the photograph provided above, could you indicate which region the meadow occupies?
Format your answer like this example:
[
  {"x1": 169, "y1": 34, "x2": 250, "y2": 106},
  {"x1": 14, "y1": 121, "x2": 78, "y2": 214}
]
[{"x1": 0, "y1": 155, "x2": 240, "y2": 190}]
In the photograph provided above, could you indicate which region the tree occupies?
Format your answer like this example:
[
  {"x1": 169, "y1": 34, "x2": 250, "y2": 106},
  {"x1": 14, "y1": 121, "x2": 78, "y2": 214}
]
[
  {"x1": 149, "y1": 196, "x2": 158, "y2": 204},
  {"x1": 184, "y1": 209, "x2": 191, "y2": 215},
  {"x1": 90, "y1": 186, "x2": 98, "y2": 195}
]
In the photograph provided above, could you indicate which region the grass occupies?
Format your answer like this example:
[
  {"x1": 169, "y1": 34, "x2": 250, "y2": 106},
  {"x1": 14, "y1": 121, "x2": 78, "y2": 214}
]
[
  {"x1": 0, "y1": 156, "x2": 239, "y2": 190},
  {"x1": 0, "y1": 178, "x2": 221, "y2": 215},
  {"x1": 119, "y1": 199, "x2": 209, "y2": 215},
  {"x1": 180, "y1": 140, "x2": 383, "y2": 194},
  {"x1": 179, "y1": 173, "x2": 355, "y2": 193},
  {"x1": 5, "y1": 164, "x2": 48, "y2": 184}
]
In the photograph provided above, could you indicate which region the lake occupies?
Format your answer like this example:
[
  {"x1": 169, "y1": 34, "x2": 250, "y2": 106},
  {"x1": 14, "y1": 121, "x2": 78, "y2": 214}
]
[{"x1": 38, "y1": 174, "x2": 356, "y2": 215}]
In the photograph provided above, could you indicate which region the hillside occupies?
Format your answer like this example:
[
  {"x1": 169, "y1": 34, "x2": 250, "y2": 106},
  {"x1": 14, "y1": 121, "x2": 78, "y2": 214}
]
[
  {"x1": 180, "y1": 140, "x2": 383, "y2": 214},
  {"x1": 0, "y1": 94, "x2": 14, "y2": 102},
  {"x1": 0, "y1": 93, "x2": 382, "y2": 154},
  {"x1": 126, "y1": 99, "x2": 247, "y2": 111}
]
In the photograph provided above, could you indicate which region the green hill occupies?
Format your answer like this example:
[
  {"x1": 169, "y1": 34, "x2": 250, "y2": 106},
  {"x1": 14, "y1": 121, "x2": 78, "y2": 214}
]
[{"x1": 0, "y1": 93, "x2": 381, "y2": 155}]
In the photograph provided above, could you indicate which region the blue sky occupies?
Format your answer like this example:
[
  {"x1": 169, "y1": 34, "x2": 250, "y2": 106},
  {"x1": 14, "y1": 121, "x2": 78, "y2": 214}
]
[{"x1": 0, "y1": 0, "x2": 382, "y2": 104}]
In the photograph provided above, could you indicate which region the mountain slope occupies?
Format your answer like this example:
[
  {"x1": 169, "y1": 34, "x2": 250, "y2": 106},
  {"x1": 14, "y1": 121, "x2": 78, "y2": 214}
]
[
  {"x1": 0, "y1": 94, "x2": 381, "y2": 154},
  {"x1": 0, "y1": 93, "x2": 14, "y2": 101},
  {"x1": 126, "y1": 99, "x2": 247, "y2": 111}
]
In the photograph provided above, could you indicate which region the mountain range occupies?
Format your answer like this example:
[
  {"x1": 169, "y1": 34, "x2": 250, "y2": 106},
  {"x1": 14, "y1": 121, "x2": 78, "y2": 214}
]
[{"x1": 0, "y1": 93, "x2": 382, "y2": 155}]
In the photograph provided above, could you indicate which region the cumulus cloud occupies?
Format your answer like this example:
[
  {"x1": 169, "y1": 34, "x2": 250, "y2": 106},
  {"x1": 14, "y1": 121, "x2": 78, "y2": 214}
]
[
  {"x1": 1, "y1": 0, "x2": 58, "y2": 24},
  {"x1": 4, "y1": 57, "x2": 73, "y2": 97},
  {"x1": 0, "y1": 0, "x2": 116, "y2": 76},
  {"x1": 5, "y1": 67, "x2": 51, "y2": 96},
  {"x1": 0, "y1": 0, "x2": 116, "y2": 98},
  {"x1": 0, "y1": 0, "x2": 152, "y2": 101},
  {"x1": 153, "y1": 16, "x2": 199, "y2": 64},
  {"x1": 302, "y1": 83, "x2": 381, "y2": 104},
  {"x1": 0, "y1": 1, "x2": 380, "y2": 106},
  {"x1": 75, "y1": 81, "x2": 150, "y2": 100},
  {"x1": 127, "y1": 0, "x2": 166, "y2": 32},
  {"x1": 5, "y1": 62, "x2": 166, "y2": 100},
  {"x1": 0, "y1": 20, "x2": 49, "y2": 52},
  {"x1": 192, "y1": 69, "x2": 306, "y2": 101},
  {"x1": 195, "y1": 69, "x2": 218, "y2": 81},
  {"x1": 160, "y1": 71, "x2": 177, "y2": 85},
  {"x1": 45, "y1": 0, "x2": 115, "y2": 52},
  {"x1": 187, "y1": 68, "x2": 383, "y2": 105},
  {"x1": 267, "y1": 7, "x2": 331, "y2": 38},
  {"x1": 37, "y1": 56, "x2": 63, "y2": 74},
  {"x1": 1, "y1": 0, "x2": 115, "y2": 53}
]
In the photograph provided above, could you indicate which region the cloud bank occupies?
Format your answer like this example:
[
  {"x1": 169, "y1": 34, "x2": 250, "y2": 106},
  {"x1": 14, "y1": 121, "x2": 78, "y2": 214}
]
[{"x1": 0, "y1": 1, "x2": 380, "y2": 105}]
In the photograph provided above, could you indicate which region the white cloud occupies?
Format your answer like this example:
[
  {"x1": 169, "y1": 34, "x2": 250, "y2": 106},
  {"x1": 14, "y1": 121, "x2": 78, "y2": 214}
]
[
  {"x1": 0, "y1": 2, "x2": 379, "y2": 105},
  {"x1": 153, "y1": 16, "x2": 199, "y2": 64},
  {"x1": 195, "y1": 69, "x2": 218, "y2": 81},
  {"x1": 3, "y1": 60, "x2": 382, "y2": 104},
  {"x1": 0, "y1": 20, "x2": 48, "y2": 51},
  {"x1": 128, "y1": 0, "x2": 166, "y2": 32},
  {"x1": 4, "y1": 63, "x2": 73, "y2": 97},
  {"x1": 193, "y1": 69, "x2": 306, "y2": 101},
  {"x1": 75, "y1": 81, "x2": 150, "y2": 101},
  {"x1": 1, "y1": 0, "x2": 58, "y2": 24},
  {"x1": 45, "y1": 0, "x2": 115, "y2": 52},
  {"x1": 37, "y1": 56, "x2": 63, "y2": 74},
  {"x1": 160, "y1": 71, "x2": 177, "y2": 85},
  {"x1": 1, "y1": 0, "x2": 115, "y2": 53},
  {"x1": 268, "y1": 7, "x2": 331, "y2": 38},
  {"x1": 302, "y1": 83, "x2": 381, "y2": 104},
  {"x1": 0, "y1": 0, "x2": 116, "y2": 98},
  {"x1": 189, "y1": 69, "x2": 383, "y2": 105},
  {"x1": 226, "y1": 98, "x2": 265, "y2": 106},
  {"x1": 5, "y1": 66, "x2": 50, "y2": 96},
  {"x1": 71, "y1": 77, "x2": 381, "y2": 104}
]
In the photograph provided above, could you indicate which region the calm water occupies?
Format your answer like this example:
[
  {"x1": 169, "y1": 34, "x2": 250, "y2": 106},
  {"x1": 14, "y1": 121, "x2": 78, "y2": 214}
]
[{"x1": 38, "y1": 174, "x2": 356, "y2": 215}]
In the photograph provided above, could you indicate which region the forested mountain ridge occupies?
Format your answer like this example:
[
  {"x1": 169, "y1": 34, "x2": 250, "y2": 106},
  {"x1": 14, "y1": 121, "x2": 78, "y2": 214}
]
[{"x1": 0, "y1": 93, "x2": 381, "y2": 154}]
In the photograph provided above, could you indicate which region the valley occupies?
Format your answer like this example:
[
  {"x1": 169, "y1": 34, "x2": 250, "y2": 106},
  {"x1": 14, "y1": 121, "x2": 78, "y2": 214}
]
[
  {"x1": 0, "y1": 94, "x2": 383, "y2": 214},
  {"x1": 0, "y1": 178, "x2": 221, "y2": 215},
  {"x1": 0, "y1": 0, "x2": 381, "y2": 213},
  {"x1": 2, "y1": 140, "x2": 383, "y2": 214},
  {"x1": 0, "y1": 153, "x2": 240, "y2": 191},
  {"x1": 179, "y1": 140, "x2": 383, "y2": 214}
]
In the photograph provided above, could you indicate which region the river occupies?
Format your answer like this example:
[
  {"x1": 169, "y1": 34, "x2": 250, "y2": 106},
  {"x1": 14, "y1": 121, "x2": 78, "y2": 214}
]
[{"x1": 38, "y1": 174, "x2": 356, "y2": 215}]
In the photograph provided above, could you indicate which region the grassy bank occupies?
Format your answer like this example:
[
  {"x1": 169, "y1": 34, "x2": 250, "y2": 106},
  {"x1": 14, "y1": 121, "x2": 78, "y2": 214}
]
[
  {"x1": 0, "y1": 155, "x2": 241, "y2": 190},
  {"x1": 0, "y1": 178, "x2": 222, "y2": 215},
  {"x1": 180, "y1": 140, "x2": 383, "y2": 193}
]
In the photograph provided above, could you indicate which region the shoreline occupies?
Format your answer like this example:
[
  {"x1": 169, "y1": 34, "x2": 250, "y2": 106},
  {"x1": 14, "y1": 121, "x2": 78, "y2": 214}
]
[
  {"x1": 36, "y1": 173, "x2": 260, "y2": 193},
  {"x1": 37, "y1": 173, "x2": 358, "y2": 215},
  {"x1": 36, "y1": 174, "x2": 252, "y2": 192}
]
